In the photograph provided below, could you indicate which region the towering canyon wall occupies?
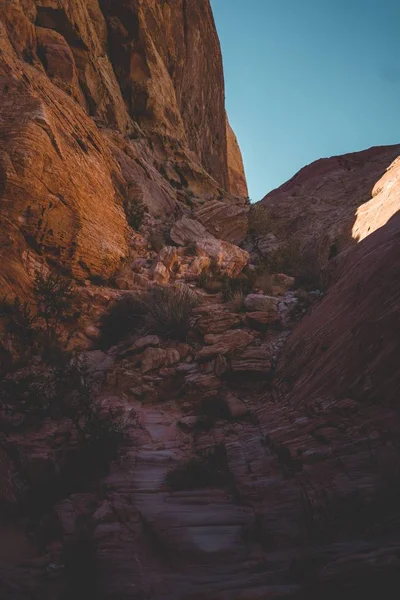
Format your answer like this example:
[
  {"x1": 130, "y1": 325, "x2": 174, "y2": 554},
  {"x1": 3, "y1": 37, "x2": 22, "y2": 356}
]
[{"x1": 0, "y1": 0, "x2": 247, "y2": 296}]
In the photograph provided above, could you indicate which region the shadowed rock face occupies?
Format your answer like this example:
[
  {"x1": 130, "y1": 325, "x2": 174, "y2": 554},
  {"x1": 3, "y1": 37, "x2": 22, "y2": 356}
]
[
  {"x1": 256, "y1": 144, "x2": 400, "y2": 265},
  {"x1": 278, "y1": 209, "x2": 400, "y2": 407},
  {"x1": 0, "y1": 0, "x2": 247, "y2": 296}
]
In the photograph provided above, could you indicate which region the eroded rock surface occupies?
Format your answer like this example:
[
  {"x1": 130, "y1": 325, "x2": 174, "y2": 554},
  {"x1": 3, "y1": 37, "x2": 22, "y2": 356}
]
[
  {"x1": 0, "y1": 0, "x2": 247, "y2": 297},
  {"x1": 255, "y1": 144, "x2": 400, "y2": 266}
]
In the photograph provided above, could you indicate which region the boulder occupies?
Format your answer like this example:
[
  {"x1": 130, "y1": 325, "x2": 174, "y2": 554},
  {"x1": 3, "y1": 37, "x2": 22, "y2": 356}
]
[
  {"x1": 244, "y1": 294, "x2": 279, "y2": 312},
  {"x1": 141, "y1": 347, "x2": 180, "y2": 374},
  {"x1": 195, "y1": 201, "x2": 248, "y2": 244},
  {"x1": 224, "y1": 393, "x2": 249, "y2": 418},
  {"x1": 196, "y1": 238, "x2": 249, "y2": 277},
  {"x1": 158, "y1": 246, "x2": 180, "y2": 271},
  {"x1": 170, "y1": 217, "x2": 210, "y2": 246},
  {"x1": 246, "y1": 311, "x2": 282, "y2": 331},
  {"x1": 230, "y1": 345, "x2": 273, "y2": 376},
  {"x1": 152, "y1": 262, "x2": 170, "y2": 285},
  {"x1": 196, "y1": 330, "x2": 254, "y2": 361},
  {"x1": 194, "y1": 304, "x2": 242, "y2": 335}
]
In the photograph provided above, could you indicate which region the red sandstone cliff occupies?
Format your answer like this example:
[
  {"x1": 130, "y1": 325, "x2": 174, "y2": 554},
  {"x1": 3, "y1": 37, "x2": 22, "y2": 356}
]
[
  {"x1": 256, "y1": 144, "x2": 400, "y2": 265},
  {"x1": 0, "y1": 0, "x2": 247, "y2": 297}
]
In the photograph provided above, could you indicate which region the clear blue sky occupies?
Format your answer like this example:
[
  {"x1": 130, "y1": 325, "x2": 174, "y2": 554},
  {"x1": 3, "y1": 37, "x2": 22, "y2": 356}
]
[{"x1": 211, "y1": 0, "x2": 400, "y2": 201}]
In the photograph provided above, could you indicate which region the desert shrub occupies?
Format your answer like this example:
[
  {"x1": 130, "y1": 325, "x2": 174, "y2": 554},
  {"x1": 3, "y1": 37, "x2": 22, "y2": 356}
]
[
  {"x1": 0, "y1": 297, "x2": 37, "y2": 356},
  {"x1": 34, "y1": 272, "x2": 74, "y2": 331},
  {"x1": 149, "y1": 232, "x2": 165, "y2": 253},
  {"x1": 98, "y1": 294, "x2": 146, "y2": 348},
  {"x1": 221, "y1": 275, "x2": 252, "y2": 302},
  {"x1": 248, "y1": 204, "x2": 271, "y2": 237},
  {"x1": 0, "y1": 370, "x2": 58, "y2": 421},
  {"x1": 261, "y1": 240, "x2": 324, "y2": 289},
  {"x1": 141, "y1": 285, "x2": 198, "y2": 341},
  {"x1": 1, "y1": 359, "x2": 126, "y2": 463},
  {"x1": 229, "y1": 289, "x2": 246, "y2": 312},
  {"x1": 58, "y1": 359, "x2": 126, "y2": 463},
  {"x1": 165, "y1": 445, "x2": 230, "y2": 491},
  {"x1": 124, "y1": 197, "x2": 148, "y2": 230},
  {"x1": 254, "y1": 271, "x2": 275, "y2": 295},
  {"x1": 99, "y1": 285, "x2": 198, "y2": 347}
]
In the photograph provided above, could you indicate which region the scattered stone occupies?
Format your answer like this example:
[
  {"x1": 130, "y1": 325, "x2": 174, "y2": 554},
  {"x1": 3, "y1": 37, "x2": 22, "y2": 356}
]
[
  {"x1": 194, "y1": 304, "x2": 242, "y2": 335},
  {"x1": 152, "y1": 261, "x2": 170, "y2": 285},
  {"x1": 196, "y1": 238, "x2": 249, "y2": 277},
  {"x1": 230, "y1": 344, "x2": 273, "y2": 375},
  {"x1": 224, "y1": 393, "x2": 249, "y2": 418},
  {"x1": 244, "y1": 294, "x2": 279, "y2": 312},
  {"x1": 196, "y1": 330, "x2": 254, "y2": 361},
  {"x1": 141, "y1": 347, "x2": 180, "y2": 374},
  {"x1": 119, "y1": 335, "x2": 160, "y2": 357}
]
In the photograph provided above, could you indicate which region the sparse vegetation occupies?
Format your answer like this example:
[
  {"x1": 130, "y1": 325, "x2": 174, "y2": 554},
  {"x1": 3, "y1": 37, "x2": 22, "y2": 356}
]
[
  {"x1": 99, "y1": 285, "x2": 198, "y2": 347},
  {"x1": 149, "y1": 231, "x2": 165, "y2": 253},
  {"x1": 141, "y1": 285, "x2": 198, "y2": 340},
  {"x1": 0, "y1": 297, "x2": 37, "y2": 357},
  {"x1": 256, "y1": 241, "x2": 324, "y2": 290},
  {"x1": 229, "y1": 289, "x2": 246, "y2": 312},
  {"x1": 34, "y1": 272, "x2": 75, "y2": 349},
  {"x1": 248, "y1": 204, "x2": 271, "y2": 237},
  {"x1": 0, "y1": 272, "x2": 77, "y2": 362},
  {"x1": 124, "y1": 197, "x2": 148, "y2": 230},
  {"x1": 0, "y1": 357, "x2": 127, "y2": 478},
  {"x1": 98, "y1": 294, "x2": 146, "y2": 349}
]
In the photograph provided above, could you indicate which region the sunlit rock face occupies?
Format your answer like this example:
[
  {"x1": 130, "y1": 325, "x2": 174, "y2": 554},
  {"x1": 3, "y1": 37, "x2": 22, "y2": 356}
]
[
  {"x1": 0, "y1": 0, "x2": 247, "y2": 297},
  {"x1": 254, "y1": 144, "x2": 400, "y2": 266}
]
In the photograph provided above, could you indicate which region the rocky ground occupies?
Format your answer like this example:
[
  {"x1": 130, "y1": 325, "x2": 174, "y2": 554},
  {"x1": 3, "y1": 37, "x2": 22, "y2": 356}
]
[{"x1": 1, "y1": 1, "x2": 400, "y2": 599}]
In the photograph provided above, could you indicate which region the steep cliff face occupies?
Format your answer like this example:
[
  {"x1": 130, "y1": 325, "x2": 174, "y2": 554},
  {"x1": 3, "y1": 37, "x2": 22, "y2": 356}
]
[
  {"x1": 276, "y1": 154, "x2": 400, "y2": 407},
  {"x1": 0, "y1": 0, "x2": 247, "y2": 296},
  {"x1": 255, "y1": 144, "x2": 400, "y2": 265}
]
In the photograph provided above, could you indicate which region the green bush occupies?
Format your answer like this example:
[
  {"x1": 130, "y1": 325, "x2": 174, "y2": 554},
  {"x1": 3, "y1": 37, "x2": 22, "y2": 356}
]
[{"x1": 124, "y1": 197, "x2": 148, "y2": 230}]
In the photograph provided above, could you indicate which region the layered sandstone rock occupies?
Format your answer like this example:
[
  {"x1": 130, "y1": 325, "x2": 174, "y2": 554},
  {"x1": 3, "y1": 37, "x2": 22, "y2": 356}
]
[
  {"x1": 0, "y1": 0, "x2": 247, "y2": 297},
  {"x1": 277, "y1": 210, "x2": 400, "y2": 407},
  {"x1": 255, "y1": 144, "x2": 400, "y2": 265}
]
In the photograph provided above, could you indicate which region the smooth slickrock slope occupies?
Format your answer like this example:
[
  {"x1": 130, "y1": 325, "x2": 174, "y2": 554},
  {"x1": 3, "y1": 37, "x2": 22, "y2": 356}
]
[
  {"x1": 256, "y1": 144, "x2": 400, "y2": 265},
  {"x1": 0, "y1": 0, "x2": 247, "y2": 297}
]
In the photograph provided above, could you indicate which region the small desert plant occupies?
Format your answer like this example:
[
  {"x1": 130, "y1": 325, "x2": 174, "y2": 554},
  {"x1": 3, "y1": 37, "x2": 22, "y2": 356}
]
[
  {"x1": 254, "y1": 271, "x2": 275, "y2": 294},
  {"x1": 248, "y1": 205, "x2": 271, "y2": 237},
  {"x1": 149, "y1": 232, "x2": 165, "y2": 253},
  {"x1": 34, "y1": 272, "x2": 74, "y2": 334},
  {"x1": 221, "y1": 275, "x2": 252, "y2": 302},
  {"x1": 124, "y1": 197, "x2": 148, "y2": 230},
  {"x1": 98, "y1": 294, "x2": 146, "y2": 348},
  {"x1": 229, "y1": 289, "x2": 246, "y2": 312},
  {"x1": 0, "y1": 297, "x2": 37, "y2": 356},
  {"x1": 58, "y1": 359, "x2": 126, "y2": 462},
  {"x1": 99, "y1": 285, "x2": 198, "y2": 347},
  {"x1": 141, "y1": 285, "x2": 198, "y2": 340}
]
